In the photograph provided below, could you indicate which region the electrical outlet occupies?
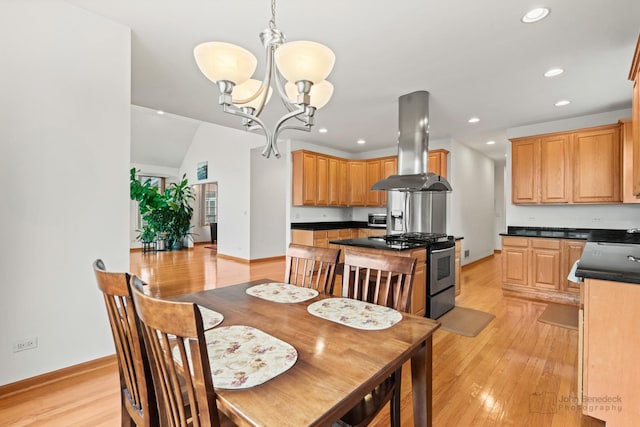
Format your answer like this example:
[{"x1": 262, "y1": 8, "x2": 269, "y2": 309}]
[
  {"x1": 13, "y1": 336, "x2": 37, "y2": 353},
  {"x1": 464, "y1": 249, "x2": 470, "y2": 258}
]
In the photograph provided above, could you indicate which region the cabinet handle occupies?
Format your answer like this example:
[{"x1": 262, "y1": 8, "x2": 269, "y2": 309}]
[{"x1": 627, "y1": 255, "x2": 640, "y2": 263}]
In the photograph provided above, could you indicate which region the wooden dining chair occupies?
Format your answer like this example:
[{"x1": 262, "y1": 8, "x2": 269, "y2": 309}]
[
  {"x1": 130, "y1": 276, "x2": 228, "y2": 427},
  {"x1": 284, "y1": 243, "x2": 341, "y2": 294},
  {"x1": 92, "y1": 259, "x2": 159, "y2": 427},
  {"x1": 338, "y1": 251, "x2": 417, "y2": 427}
]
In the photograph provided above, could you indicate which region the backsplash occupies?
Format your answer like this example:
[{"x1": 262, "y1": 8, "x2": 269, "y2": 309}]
[{"x1": 290, "y1": 206, "x2": 386, "y2": 222}]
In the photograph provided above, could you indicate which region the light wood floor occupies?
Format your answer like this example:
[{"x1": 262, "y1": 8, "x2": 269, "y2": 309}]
[{"x1": 0, "y1": 244, "x2": 604, "y2": 426}]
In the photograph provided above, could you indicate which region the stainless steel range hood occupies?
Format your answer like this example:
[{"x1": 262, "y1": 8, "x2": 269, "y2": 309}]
[{"x1": 371, "y1": 91, "x2": 452, "y2": 192}]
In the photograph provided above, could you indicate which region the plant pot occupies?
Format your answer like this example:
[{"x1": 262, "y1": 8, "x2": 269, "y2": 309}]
[{"x1": 171, "y1": 240, "x2": 183, "y2": 250}]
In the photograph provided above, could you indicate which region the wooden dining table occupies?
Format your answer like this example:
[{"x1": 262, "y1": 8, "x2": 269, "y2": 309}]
[{"x1": 172, "y1": 279, "x2": 440, "y2": 427}]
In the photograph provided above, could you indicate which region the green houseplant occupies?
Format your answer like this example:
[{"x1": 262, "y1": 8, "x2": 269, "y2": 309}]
[{"x1": 130, "y1": 168, "x2": 195, "y2": 250}]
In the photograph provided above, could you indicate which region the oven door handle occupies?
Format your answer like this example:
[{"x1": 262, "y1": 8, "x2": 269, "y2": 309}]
[{"x1": 430, "y1": 247, "x2": 454, "y2": 254}]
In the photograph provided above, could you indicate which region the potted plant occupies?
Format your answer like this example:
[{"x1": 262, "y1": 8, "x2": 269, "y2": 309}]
[{"x1": 130, "y1": 168, "x2": 195, "y2": 250}]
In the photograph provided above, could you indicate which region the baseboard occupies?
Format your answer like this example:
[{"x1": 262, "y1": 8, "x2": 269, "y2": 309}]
[
  {"x1": 0, "y1": 354, "x2": 117, "y2": 399},
  {"x1": 494, "y1": 249, "x2": 502, "y2": 254},
  {"x1": 249, "y1": 255, "x2": 286, "y2": 264},
  {"x1": 217, "y1": 253, "x2": 286, "y2": 264},
  {"x1": 461, "y1": 253, "x2": 494, "y2": 269}
]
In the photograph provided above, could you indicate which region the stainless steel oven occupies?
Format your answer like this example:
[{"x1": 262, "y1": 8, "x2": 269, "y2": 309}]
[{"x1": 427, "y1": 241, "x2": 455, "y2": 319}]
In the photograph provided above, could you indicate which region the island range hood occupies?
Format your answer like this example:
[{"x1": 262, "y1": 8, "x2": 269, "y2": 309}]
[{"x1": 371, "y1": 91, "x2": 452, "y2": 192}]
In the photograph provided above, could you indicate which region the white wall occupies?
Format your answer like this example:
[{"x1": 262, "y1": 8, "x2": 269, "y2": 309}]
[
  {"x1": 448, "y1": 140, "x2": 496, "y2": 265},
  {"x1": 505, "y1": 108, "x2": 640, "y2": 230},
  {"x1": 494, "y1": 160, "x2": 506, "y2": 249},
  {"x1": 250, "y1": 147, "x2": 287, "y2": 259},
  {"x1": 0, "y1": 1, "x2": 130, "y2": 385},
  {"x1": 179, "y1": 122, "x2": 263, "y2": 260}
]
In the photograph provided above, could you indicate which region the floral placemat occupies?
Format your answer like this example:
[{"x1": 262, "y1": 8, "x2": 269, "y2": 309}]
[
  {"x1": 197, "y1": 305, "x2": 224, "y2": 330},
  {"x1": 307, "y1": 298, "x2": 403, "y2": 330},
  {"x1": 246, "y1": 282, "x2": 319, "y2": 303},
  {"x1": 204, "y1": 325, "x2": 298, "y2": 389}
]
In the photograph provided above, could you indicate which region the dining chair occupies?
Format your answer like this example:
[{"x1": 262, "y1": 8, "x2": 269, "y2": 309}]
[
  {"x1": 338, "y1": 250, "x2": 417, "y2": 427},
  {"x1": 92, "y1": 259, "x2": 159, "y2": 427},
  {"x1": 284, "y1": 243, "x2": 341, "y2": 294},
  {"x1": 130, "y1": 276, "x2": 229, "y2": 427}
]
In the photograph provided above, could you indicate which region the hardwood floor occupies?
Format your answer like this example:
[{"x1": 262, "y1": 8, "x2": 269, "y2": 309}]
[{"x1": 0, "y1": 244, "x2": 604, "y2": 426}]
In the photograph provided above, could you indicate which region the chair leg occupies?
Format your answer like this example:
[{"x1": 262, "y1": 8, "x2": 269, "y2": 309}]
[
  {"x1": 121, "y1": 402, "x2": 135, "y2": 427},
  {"x1": 390, "y1": 369, "x2": 402, "y2": 427}
]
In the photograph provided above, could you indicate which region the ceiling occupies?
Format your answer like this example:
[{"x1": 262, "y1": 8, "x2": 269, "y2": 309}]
[{"x1": 67, "y1": 0, "x2": 640, "y2": 163}]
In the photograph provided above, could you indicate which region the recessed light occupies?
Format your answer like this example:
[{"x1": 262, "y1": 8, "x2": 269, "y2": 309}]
[
  {"x1": 521, "y1": 7, "x2": 550, "y2": 23},
  {"x1": 468, "y1": 117, "x2": 480, "y2": 124},
  {"x1": 156, "y1": 110, "x2": 165, "y2": 115},
  {"x1": 544, "y1": 68, "x2": 564, "y2": 77},
  {"x1": 318, "y1": 127, "x2": 328, "y2": 134},
  {"x1": 357, "y1": 139, "x2": 366, "y2": 145},
  {"x1": 555, "y1": 100, "x2": 571, "y2": 107},
  {"x1": 486, "y1": 140, "x2": 496, "y2": 145}
]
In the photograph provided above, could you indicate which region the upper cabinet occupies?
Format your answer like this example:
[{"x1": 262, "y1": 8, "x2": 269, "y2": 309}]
[
  {"x1": 630, "y1": 34, "x2": 640, "y2": 196},
  {"x1": 510, "y1": 124, "x2": 622, "y2": 205},
  {"x1": 428, "y1": 149, "x2": 449, "y2": 179},
  {"x1": 292, "y1": 151, "x2": 439, "y2": 207}
]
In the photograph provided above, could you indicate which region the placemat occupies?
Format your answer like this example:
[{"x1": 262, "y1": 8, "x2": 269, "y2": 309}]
[
  {"x1": 205, "y1": 325, "x2": 298, "y2": 389},
  {"x1": 197, "y1": 305, "x2": 224, "y2": 330},
  {"x1": 307, "y1": 298, "x2": 403, "y2": 330},
  {"x1": 246, "y1": 282, "x2": 319, "y2": 303}
]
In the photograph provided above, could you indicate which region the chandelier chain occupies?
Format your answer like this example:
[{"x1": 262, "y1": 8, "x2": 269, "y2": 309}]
[{"x1": 269, "y1": 0, "x2": 277, "y2": 30}]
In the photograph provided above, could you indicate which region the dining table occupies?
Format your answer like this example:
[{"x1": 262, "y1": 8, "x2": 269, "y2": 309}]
[{"x1": 172, "y1": 278, "x2": 440, "y2": 427}]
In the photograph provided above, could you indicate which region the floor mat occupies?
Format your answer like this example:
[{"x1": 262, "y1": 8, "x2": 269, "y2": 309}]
[
  {"x1": 537, "y1": 303, "x2": 578, "y2": 330},
  {"x1": 437, "y1": 306, "x2": 495, "y2": 337}
]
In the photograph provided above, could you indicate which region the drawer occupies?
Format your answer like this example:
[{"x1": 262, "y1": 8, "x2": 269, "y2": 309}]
[
  {"x1": 326, "y1": 230, "x2": 340, "y2": 240},
  {"x1": 502, "y1": 236, "x2": 529, "y2": 247},
  {"x1": 530, "y1": 238, "x2": 561, "y2": 250}
]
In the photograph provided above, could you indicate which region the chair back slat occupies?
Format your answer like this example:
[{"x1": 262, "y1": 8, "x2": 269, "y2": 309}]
[
  {"x1": 284, "y1": 244, "x2": 340, "y2": 294},
  {"x1": 131, "y1": 276, "x2": 221, "y2": 427},
  {"x1": 342, "y1": 251, "x2": 417, "y2": 313},
  {"x1": 93, "y1": 259, "x2": 158, "y2": 427}
]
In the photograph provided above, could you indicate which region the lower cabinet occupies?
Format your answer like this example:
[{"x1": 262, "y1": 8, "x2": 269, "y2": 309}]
[
  {"x1": 501, "y1": 236, "x2": 583, "y2": 304},
  {"x1": 581, "y1": 278, "x2": 640, "y2": 424}
]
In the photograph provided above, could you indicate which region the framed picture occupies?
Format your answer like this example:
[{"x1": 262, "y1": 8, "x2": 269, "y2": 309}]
[{"x1": 197, "y1": 161, "x2": 208, "y2": 180}]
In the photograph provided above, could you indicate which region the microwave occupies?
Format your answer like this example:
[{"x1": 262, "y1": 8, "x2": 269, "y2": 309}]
[{"x1": 368, "y1": 213, "x2": 387, "y2": 228}]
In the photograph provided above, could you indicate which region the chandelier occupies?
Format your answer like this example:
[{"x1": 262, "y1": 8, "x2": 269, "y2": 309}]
[{"x1": 194, "y1": 0, "x2": 335, "y2": 158}]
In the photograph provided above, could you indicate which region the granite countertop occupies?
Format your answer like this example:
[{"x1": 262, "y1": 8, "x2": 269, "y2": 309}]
[
  {"x1": 329, "y1": 237, "x2": 423, "y2": 251},
  {"x1": 575, "y1": 241, "x2": 640, "y2": 284},
  {"x1": 291, "y1": 221, "x2": 372, "y2": 231},
  {"x1": 501, "y1": 226, "x2": 592, "y2": 240}
]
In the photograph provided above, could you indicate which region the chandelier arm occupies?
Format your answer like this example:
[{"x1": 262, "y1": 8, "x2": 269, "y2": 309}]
[{"x1": 221, "y1": 104, "x2": 278, "y2": 158}]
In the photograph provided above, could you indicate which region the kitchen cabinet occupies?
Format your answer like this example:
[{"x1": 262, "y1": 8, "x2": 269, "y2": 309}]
[
  {"x1": 316, "y1": 154, "x2": 329, "y2": 205},
  {"x1": 621, "y1": 118, "x2": 640, "y2": 203},
  {"x1": 338, "y1": 159, "x2": 349, "y2": 206},
  {"x1": 347, "y1": 161, "x2": 366, "y2": 206},
  {"x1": 454, "y1": 240, "x2": 461, "y2": 296},
  {"x1": 581, "y1": 278, "x2": 640, "y2": 424},
  {"x1": 380, "y1": 156, "x2": 397, "y2": 207},
  {"x1": 572, "y1": 126, "x2": 621, "y2": 203},
  {"x1": 365, "y1": 159, "x2": 381, "y2": 206},
  {"x1": 631, "y1": 35, "x2": 640, "y2": 196},
  {"x1": 501, "y1": 236, "x2": 579, "y2": 304},
  {"x1": 292, "y1": 150, "x2": 317, "y2": 206},
  {"x1": 560, "y1": 239, "x2": 584, "y2": 294},
  {"x1": 428, "y1": 149, "x2": 449, "y2": 179},
  {"x1": 510, "y1": 124, "x2": 621, "y2": 204}
]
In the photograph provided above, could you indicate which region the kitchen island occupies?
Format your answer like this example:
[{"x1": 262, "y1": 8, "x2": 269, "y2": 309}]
[{"x1": 573, "y1": 236, "x2": 640, "y2": 425}]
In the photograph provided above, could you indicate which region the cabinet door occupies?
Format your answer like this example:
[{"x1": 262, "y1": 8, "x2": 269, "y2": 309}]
[
  {"x1": 316, "y1": 155, "x2": 329, "y2": 206},
  {"x1": 291, "y1": 151, "x2": 317, "y2": 206},
  {"x1": 502, "y1": 246, "x2": 529, "y2": 286},
  {"x1": 348, "y1": 161, "x2": 366, "y2": 206},
  {"x1": 572, "y1": 126, "x2": 621, "y2": 203},
  {"x1": 530, "y1": 239, "x2": 561, "y2": 290},
  {"x1": 562, "y1": 240, "x2": 585, "y2": 294},
  {"x1": 428, "y1": 149, "x2": 449, "y2": 178},
  {"x1": 327, "y1": 157, "x2": 339, "y2": 205},
  {"x1": 380, "y1": 156, "x2": 397, "y2": 207},
  {"x1": 338, "y1": 159, "x2": 349, "y2": 206},
  {"x1": 540, "y1": 135, "x2": 570, "y2": 203},
  {"x1": 633, "y1": 71, "x2": 640, "y2": 196},
  {"x1": 511, "y1": 139, "x2": 540, "y2": 204},
  {"x1": 365, "y1": 160, "x2": 381, "y2": 206},
  {"x1": 409, "y1": 249, "x2": 427, "y2": 316}
]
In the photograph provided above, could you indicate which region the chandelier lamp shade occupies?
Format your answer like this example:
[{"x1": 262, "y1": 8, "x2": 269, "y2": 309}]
[{"x1": 193, "y1": 0, "x2": 335, "y2": 158}]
